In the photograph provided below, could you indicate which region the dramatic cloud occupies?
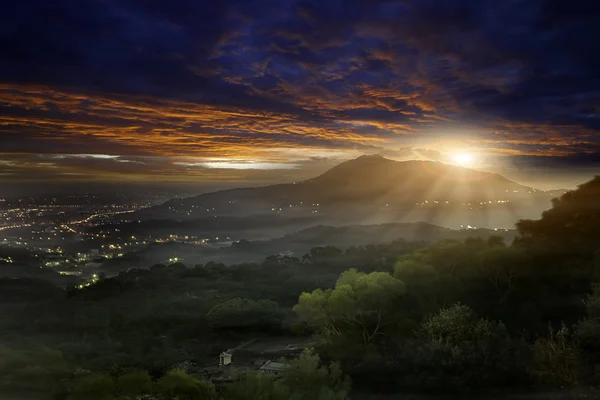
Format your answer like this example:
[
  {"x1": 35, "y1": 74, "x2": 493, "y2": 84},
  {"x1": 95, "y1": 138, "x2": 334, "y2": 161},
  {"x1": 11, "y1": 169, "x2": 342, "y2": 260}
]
[{"x1": 1, "y1": 0, "x2": 599, "y2": 184}]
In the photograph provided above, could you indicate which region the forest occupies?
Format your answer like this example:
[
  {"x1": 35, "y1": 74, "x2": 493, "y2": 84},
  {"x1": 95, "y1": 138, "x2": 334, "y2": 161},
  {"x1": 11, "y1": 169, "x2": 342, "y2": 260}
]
[{"x1": 2, "y1": 177, "x2": 600, "y2": 399}]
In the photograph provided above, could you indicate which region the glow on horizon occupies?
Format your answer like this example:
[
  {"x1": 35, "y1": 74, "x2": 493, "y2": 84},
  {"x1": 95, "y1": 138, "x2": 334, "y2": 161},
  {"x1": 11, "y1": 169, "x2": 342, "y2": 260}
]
[
  {"x1": 175, "y1": 161, "x2": 300, "y2": 170},
  {"x1": 451, "y1": 152, "x2": 476, "y2": 167}
]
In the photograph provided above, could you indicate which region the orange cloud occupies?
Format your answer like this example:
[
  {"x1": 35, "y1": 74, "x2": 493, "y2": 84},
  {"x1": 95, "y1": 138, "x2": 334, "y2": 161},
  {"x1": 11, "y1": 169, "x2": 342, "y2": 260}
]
[{"x1": 1, "y1": 82, "x2": 599, "y2": 182}]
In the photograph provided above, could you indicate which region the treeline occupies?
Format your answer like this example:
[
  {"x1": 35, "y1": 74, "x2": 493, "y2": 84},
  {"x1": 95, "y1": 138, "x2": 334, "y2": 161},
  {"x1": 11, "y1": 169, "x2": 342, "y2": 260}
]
[
  {"x1": 1, "y1": 177, "x2": 600, "y2": 398},
  {"x1": 291, "y1": 178, "x2": 600, "y2": 392},
  {"x1": 0, "y1": 347, "x2": 349, "y2": 400},
  {"x1": 0, "y1": 237, "x2": 422, "y2": 399},
  {"x1": 293, "y1": 238, "x2": 600, "y2": 392}
]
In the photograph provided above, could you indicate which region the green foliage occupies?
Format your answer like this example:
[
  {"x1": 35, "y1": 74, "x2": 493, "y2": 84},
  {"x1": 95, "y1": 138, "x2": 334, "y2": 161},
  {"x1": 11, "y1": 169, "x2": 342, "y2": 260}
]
[
  {"x1": 575, "y1": 283, "x2": 600, "y2": 382},
  {"x1": 517, "y1": 177, "x2": 600, "y2": 252},
  {"x1": 6, "y1": 177, "x2": 600, "y2": 396},
  {"x1": 303, "y1": 246, "x2": 343, "y2": 263},
  {"x1": 0, "y1": 278, "x2": 63, "y2": 301},
  {"x1": 156, "y1": 369, "x2": 215, "y2": 400},
  {"x1": 529, "y1": 323, "x2": 581, "y2": 387},
  {"x1": 68, "y1": 373, "x2": 115, "y2": 400},
  {"x1": 225, "y1": 372, "x2": 288, "y2": 400},
  {"x1": 408, "y1": 303, "x2": 519, "y2": 389},
  {"x1": 116, "y1": 370, "x2": 153, "y2": 396},
  {"x1": 226, "y1": 350, "x2": 350, "y2": 400},
  {"x1": 0, "y1": 346, "x2": 69, "y2": 393},
  {"x1": 281, "y1": 349, "x2": 351, "y2": 400},
  {"x1": 393, "y1": 234, "x2": 593, "y2": 333},
  {"x1": 206, "y1": 298, "x2": 281, "y2": 331},
  {"x1": 472, "y1": 246, "x2": 522, "y2": 305},
  {"x1": 294, "y1": 269, "x2": 405, "y2": 351},
  {"x1": 54, "y1": 368, "x2": 214, "y2": 400},
  {"x1": 575, "y1": 283, "x2": 600, "y2": 345},
  {"x1": 487, "y1": 235, "x2": 506, "y2": 248},
  {"x1": 393, "y1": 259, "x2": 445, "y2": 315}
]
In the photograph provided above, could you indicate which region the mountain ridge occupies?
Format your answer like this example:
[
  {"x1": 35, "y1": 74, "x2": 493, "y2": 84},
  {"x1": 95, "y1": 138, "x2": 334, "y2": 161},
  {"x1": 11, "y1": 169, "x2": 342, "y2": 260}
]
[
  {"x1": 179, "y1": 156, "x2": 536, "y2": 204},
  {"x1": 129, "y1": 156, "x2": 557, "y2": 231}
]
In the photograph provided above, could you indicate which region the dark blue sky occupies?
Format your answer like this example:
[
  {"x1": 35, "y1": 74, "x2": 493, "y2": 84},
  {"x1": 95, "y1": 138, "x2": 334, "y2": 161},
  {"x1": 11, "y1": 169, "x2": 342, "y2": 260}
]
[{"x1": 1, "y1": 0, "x2": 599, "y2": 188}]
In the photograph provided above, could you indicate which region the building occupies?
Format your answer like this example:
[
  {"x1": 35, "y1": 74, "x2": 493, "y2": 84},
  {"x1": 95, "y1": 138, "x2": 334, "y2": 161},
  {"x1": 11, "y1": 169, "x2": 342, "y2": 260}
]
[
  {"x1": 218, "y1": 337, "x2": 315, "y2": 369},
  {"x1": 259, "y1": 361, "x2": 290, "y2": 375},
  {"x1": 219, "y1": 350, "x2": 233, "y2": 366}
]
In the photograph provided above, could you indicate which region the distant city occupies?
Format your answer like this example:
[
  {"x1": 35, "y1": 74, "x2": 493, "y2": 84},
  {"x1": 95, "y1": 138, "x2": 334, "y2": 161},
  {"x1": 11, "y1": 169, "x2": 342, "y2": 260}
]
[
  {"x1": 0, "y1": 158, "x2": 571, "y2": 291},
  {"x1": 0, "y1": 190, "x2": 210, "y2": 286}
]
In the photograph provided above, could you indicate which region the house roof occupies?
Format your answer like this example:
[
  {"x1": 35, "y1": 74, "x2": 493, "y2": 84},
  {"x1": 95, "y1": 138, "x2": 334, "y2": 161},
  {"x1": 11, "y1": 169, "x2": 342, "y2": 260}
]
[{"x1": 260, "y1": 361, "x2": 291, "y2": 372}]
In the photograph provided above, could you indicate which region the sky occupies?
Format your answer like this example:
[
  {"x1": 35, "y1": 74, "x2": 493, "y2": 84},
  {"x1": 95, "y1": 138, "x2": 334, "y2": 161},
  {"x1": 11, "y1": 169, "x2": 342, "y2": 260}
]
[{"x1": 1, "y1": 0, "x2": 600, "y2": 189}]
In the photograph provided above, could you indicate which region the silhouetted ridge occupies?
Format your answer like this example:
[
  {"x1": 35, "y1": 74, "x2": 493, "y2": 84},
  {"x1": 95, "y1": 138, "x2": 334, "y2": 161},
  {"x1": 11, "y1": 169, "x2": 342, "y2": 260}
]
[{"x1": 134, "y1": 155, "x2": 542, "y2": 224}]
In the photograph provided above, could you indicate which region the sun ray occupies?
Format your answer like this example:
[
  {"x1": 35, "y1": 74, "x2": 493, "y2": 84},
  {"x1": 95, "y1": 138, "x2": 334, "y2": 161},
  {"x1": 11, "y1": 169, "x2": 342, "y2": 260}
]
[{"x1": 451, "y1": 152, "x2": 475, "y2": 167}]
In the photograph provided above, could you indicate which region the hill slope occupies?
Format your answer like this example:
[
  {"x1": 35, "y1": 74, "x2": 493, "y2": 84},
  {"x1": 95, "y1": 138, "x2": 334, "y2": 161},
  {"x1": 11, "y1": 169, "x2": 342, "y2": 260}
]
[
  {"x1": 128, "y1": 156, "x2": 555, "y2": 232},
  {"x1": 99, "y1": 222, "x2": 517, "y2": 271}
]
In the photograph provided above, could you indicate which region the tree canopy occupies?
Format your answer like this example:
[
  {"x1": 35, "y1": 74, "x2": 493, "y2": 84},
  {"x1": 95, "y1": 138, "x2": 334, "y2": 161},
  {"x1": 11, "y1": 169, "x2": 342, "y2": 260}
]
[
  {"x1": 294, "y1": 269, "x2": 406, "y2": 353},
  {"x1": 517, "y1": 176, "x2": 600, "y2": 251}
]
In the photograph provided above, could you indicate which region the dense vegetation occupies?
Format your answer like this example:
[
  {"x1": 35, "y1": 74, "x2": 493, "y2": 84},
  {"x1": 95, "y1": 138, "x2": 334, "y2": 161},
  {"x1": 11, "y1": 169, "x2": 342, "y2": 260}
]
[{"x1": 2, "y1": 177, "x2": 600, "y2": 399}]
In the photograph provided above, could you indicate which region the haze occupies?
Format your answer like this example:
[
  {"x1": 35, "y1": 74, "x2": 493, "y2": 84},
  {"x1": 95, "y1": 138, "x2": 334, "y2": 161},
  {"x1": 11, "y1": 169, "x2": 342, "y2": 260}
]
[{"x1": 2, "y1": 2, "x2": 600, "y2": 400}]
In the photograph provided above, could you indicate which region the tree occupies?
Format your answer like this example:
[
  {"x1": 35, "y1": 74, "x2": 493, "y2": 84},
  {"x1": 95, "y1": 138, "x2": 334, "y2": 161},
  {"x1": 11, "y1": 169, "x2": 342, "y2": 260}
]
[
  {"x1": 517, "y1": 177, "x2": 600, "y2": 252},
  {"x1": 68, "y1": 373, "x2": 115, "y2": 400},
  {"x1": 225, "y1": 350, "x2": 350, "y2": 400},
  {"x1": 169, "y1": 262, "x2": 188, "y2": 272},
  {"x1": 413, "y1": 304, "x2": 518, "y2": 388},
  {"x1": 0, "y1": 346, "x2": 69, "y2": 393},
  {"x1": 294, "y1": 269, "x2": 406, "y2": 347},
  {"x1": 474, "y1": 247, "x2": 522, "y2": 305},
  {"x1": 529, "y1": 323, "x2": 581, "y2": 387},
  {"x1": 281, "y1": 349, "x2": 350, "y2": 400},
  {"x1": 206, "y1": 298, "x2": 281, "y2": 331},
  {"x1": 224, "y1": 372, "x2": 288, "y2": 400},
  {"x1": 464, "y1": 237, "x2": 487, "y2": 252},
  {"x1": 156, "y1": 369, "x2": 215, "y2": 400},
  {"x1": 487, "y1": 235, "x2": 506, "y2": 248},
  {"x1": 576, "y1": 283, "x2": 600, "y2": 343},
  {"x1": 575, "y1": 283, "x2": 600, "y2": 381},
  {"x1": 116, "y1": 370, "x2": 153, "y2": 397},
  {"x1": 303, "y1": 246, "x2": 343, "y2": 264},
  {"x1": 393, "y1": 259, "x2": 444, "y2": 315}
]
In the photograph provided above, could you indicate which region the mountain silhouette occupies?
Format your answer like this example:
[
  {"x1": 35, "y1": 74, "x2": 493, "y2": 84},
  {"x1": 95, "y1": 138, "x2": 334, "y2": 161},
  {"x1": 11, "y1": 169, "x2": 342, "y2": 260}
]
[
  {"x1": 300, "y1": 154, "x2": 531, "y2": 203},
  {"x1": 132, "y1": 156, "x2": 552, "y2": 232}
]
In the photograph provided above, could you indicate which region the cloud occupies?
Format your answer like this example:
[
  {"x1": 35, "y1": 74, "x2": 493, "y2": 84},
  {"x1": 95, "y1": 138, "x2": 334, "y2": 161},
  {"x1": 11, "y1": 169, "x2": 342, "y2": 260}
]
[{"x1": 0, "y1": 0, "x2": 599, "y2": 182}]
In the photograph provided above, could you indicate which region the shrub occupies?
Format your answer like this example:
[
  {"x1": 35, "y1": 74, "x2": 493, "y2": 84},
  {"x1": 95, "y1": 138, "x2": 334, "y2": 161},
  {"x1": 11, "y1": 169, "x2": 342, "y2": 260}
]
[
  {"x1": 393, "y1": 304, "x2": 521, "y2": 391},
  {"x1": 529, "y1": 323, "x2": 581, "y2": 387}
]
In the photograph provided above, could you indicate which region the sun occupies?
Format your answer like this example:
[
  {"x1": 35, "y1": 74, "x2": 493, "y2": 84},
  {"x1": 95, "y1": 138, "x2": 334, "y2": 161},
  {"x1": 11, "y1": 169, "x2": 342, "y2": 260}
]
[{"x1": 451, "y1": 152, "x2": 475, "y2": 167}]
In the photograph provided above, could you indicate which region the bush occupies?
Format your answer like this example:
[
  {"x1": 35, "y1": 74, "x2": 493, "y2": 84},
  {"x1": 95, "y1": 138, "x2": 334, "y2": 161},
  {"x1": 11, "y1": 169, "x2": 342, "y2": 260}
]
[
  {"x1": 116, "y1": 370, "x2": 153, "y2": 396},
  {"x1": 575, "y1": 283, "x2": 600, "y2": 383},
  {"x1": 225, "y1": 372, "x2": 288, "y2": 400},
  {"x1": 394, "y1": 304, "x2": 521, "y2": 391},
  {"x1": 0, "y1": 346, "x2": 70, "y2": 393},
  {"x1": 206, "y1": 298, "x2": 282, "y2": 331},
  {"x1": 225, "y1": 349, "x2": 350, "y2": 400},
  {"x1": 68, "y1": 373, "x2": 115, "y2": 400},
  {"x1": 529, "y1": 323, "x2": 581, "y2": 387},
  {"x1": 156, "y1": 369, "x2": 215, "y2": 400}
]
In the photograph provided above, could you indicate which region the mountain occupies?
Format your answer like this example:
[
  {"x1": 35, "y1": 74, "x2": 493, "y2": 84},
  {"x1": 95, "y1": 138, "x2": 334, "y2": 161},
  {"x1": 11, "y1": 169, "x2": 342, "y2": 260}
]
[
  {"x1": 128, "y1": 156, "x2": 556, "y2": 232},
  {"x1": 302, "y1": 154, "x2": 533, "y2": 203}
]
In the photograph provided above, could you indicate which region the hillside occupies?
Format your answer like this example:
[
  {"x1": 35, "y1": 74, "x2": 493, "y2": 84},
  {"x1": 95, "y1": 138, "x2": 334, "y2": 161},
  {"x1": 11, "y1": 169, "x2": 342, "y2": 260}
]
[
  {"x1": 304, "y1": 155, "x2": 530, "y2": 202},
  {"x1": 126, "y1": 156, "x2": 557, "y2": 232},
  {"x1": 231, "y1": 222, "x2": 517, "y2": 258},
  {"x1": 100, "y1": 222, "x2": 517, "y2": 272}
]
